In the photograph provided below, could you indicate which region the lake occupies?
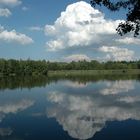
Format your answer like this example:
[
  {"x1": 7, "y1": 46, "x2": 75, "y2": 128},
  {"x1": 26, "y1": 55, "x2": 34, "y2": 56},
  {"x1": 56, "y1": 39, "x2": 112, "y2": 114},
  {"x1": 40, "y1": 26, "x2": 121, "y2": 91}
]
[{"x1": 0, "y1": 75, "x2": 140, "y2": 140}]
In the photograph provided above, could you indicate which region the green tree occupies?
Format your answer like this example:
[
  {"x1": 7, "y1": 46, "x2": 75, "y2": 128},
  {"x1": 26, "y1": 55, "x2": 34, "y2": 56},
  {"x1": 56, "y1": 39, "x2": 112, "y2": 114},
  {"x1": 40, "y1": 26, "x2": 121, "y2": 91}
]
[{"x1": 90, "y1": 0, "x2": 140, "y2": 36}]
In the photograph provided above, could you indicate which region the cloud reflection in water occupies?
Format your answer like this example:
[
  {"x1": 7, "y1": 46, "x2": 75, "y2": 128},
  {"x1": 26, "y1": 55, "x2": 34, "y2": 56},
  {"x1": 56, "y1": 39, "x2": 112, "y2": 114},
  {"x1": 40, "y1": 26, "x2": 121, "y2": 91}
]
[{"x1": 46, "y1": 80, "x2": 140, "y2": 140}]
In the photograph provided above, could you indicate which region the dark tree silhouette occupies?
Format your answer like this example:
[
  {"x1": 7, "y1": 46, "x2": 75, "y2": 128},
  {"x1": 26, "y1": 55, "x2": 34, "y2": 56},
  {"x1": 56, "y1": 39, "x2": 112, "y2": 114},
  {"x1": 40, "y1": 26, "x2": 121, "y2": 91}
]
[{"x1": 90, "y1": 0, "x2": 140, "y2": 37}]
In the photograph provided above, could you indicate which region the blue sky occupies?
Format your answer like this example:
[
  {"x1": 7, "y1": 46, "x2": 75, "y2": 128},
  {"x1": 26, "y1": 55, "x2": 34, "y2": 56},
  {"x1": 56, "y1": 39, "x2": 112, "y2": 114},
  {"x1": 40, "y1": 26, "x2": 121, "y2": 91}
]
[{"x1": 0, "y1": 0, "x2": 140, "y2": 61}]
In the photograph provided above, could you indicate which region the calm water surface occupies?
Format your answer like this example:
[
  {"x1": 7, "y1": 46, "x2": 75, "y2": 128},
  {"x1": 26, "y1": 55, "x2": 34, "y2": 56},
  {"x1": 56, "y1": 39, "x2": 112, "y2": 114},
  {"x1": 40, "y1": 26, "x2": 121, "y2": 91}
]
[{"x1": 0, "y1": 75, "x2": 140, "y2": 140}]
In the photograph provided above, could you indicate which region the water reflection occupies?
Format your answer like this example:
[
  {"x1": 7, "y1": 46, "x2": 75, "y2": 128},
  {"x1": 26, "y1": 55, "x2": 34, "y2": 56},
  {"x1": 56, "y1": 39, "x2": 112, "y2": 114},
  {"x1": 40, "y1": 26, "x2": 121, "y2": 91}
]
[
  {"x1": 0, "y1": 74, "x2": 139, "y2": 90},
  {"x1": 0, "y1": 99, "x2": 34, "y2": 123},
  {"x1": 0, "y1": 96, "x2": 34, "y2": 139},
  {"x1": 46, "y1": 80, "x2": 140, "y2": 140},
  {"x1": 100, "y1": 80, "x2": 134, "y2": 95},
  {"x1": 65, "y1": 81, "x2": 88, "y2": 88},
  {"x1": 0, "y1": 128, "x2": 13, "y2": 136},
  {"x1": 0, "y1": 75, "x2": 140, "y2": 140}
]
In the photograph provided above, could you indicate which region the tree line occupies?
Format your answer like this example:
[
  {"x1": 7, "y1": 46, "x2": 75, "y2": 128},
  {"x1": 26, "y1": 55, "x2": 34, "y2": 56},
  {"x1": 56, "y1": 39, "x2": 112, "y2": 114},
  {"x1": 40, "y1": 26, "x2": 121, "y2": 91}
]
[
  {"x1": 47, "y1": 60, "x2": 140, "y2": 70},
  {"x1": 0, "y1": 59, "x2": 140, "y2": 76},
  {"x1": 0, "y1": 59, "x2": 48, "y2": 76}
]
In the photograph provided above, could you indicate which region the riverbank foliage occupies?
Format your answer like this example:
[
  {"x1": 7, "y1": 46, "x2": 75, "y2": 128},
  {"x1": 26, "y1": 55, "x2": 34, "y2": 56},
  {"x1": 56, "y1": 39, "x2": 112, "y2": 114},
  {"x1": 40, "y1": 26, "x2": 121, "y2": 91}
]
[
  {"x1": 0, "y1": 59, "x2": 48, "y2": 76},
  {"x1": 46, "y1": 60, "x2": 140, "y2": 70},
  {"x1": 0, "y1": 59, "x2": 140, "y2": 76}
]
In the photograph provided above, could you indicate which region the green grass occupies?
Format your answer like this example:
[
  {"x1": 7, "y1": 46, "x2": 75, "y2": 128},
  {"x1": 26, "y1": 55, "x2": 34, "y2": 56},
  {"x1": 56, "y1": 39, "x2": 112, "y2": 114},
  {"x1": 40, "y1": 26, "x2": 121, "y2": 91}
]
[{"x1": 48, "y1": 69, "x2": 140, "y2": 76}]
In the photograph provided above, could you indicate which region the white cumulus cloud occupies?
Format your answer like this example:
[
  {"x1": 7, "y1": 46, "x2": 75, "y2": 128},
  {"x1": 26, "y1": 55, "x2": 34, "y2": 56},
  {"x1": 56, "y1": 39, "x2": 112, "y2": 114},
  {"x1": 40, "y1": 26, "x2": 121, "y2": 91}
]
[
  {"x1": 99, "y1": 46, "x2": 134, "y2": 61},
  {"x1": 116, "y1": 37, "x2": 140, "y2": 45},
  {"x1": 0, "y1": 26, "x2": 34, "y2": 45},
  {"x1": 64, "y1": 54, "x2": 90, "y2": 62},
  {"x1": 29, "y1": 26, "x2": 43, "y2": 31},
  {"x1": 0, "y1": 8, "x2": 11, "y2": 17},
  {"x1": 0, "y1": 0, "x2": 22, "y2": 6},
  {"x1": 22, "y1": 6, "x2": 28, "y2": 11},
  {"x1": 45, "y1": 1, "x2": 122, "y2": 51}
]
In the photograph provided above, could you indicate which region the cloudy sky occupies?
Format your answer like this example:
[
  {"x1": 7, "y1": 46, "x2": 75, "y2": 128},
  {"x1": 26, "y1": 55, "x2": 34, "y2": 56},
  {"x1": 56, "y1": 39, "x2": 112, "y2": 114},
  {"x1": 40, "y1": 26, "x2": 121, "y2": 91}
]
[{"x1": 0, "y1": 0, "x2": 140, "y2": 61}]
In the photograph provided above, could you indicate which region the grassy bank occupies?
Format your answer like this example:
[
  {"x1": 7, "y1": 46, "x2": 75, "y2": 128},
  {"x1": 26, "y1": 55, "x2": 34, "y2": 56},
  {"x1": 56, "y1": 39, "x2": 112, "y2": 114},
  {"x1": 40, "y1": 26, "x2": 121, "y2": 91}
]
[{"x1": 48, "y1": 69, "x2": 140, "y2": 76}]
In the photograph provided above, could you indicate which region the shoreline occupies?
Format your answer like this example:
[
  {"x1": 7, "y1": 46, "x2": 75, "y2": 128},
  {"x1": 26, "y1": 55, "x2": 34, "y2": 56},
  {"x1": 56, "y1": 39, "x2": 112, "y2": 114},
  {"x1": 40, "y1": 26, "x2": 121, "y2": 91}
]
[
  {"x1": 48, "y1": 69, "x2": 140, "y2": 76},
  {"x1": 1, "y1": 69, "x2": 140, "y2": 77}
]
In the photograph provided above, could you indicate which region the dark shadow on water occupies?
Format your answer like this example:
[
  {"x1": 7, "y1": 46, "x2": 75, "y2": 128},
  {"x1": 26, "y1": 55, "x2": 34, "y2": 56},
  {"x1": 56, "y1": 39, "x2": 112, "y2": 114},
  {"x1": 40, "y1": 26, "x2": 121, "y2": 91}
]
[{"x1": 0, "y1": 74, "x2": 140, "y2": 90}]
